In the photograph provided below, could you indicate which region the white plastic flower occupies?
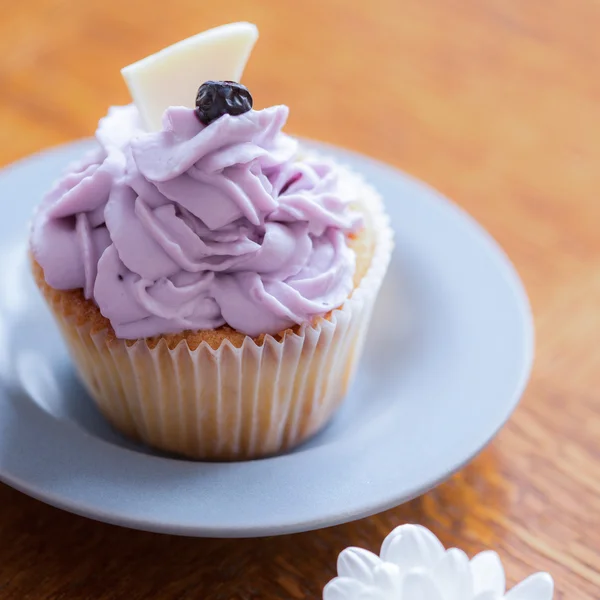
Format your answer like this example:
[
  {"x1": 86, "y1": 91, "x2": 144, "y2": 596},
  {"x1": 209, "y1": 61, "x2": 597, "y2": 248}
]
[{"x1": 323, "y1": 524, "x2": 553, "y2": 600}]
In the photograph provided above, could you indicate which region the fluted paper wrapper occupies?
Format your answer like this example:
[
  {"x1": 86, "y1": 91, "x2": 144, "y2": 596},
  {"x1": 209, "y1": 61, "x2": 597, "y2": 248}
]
[{"x1": 35, "y1": 178, "x2": 393, "y2": 460}]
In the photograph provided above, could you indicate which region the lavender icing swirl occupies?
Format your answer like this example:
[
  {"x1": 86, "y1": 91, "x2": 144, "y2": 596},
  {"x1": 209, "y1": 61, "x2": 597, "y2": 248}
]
[{"x1": 31, "y1": 104, "x2": 362, "y2": 338}]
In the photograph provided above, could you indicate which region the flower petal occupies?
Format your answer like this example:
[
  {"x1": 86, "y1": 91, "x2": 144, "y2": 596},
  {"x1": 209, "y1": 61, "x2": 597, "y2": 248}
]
[
  {"x1": 470, "y1": 551, "x2": 506, "y2": 596},
  {"x1": 323, "y1": 576, "x2": 369, "y2": 600},
  {"x1": 372, "y1": 563, "x2": 402, "y2": 595},
  {"x1": 338, "y1": 547, "x2": 382, "y2": 583},
  {"x1": 400, "y1": 569, "x2": 444, "y2": 600},
  {"x1": 432, "y1": 548, "x2": 473, "y2": 600},
  {"x1": 380, "y1": 525, "x2": 445, "y2": 572},
  {"x1": 472, "y1": 592, "x2": 501, "y2": 600},
  {"x1": 505, "y1": 573, "x2": 554, "y2": 600}
]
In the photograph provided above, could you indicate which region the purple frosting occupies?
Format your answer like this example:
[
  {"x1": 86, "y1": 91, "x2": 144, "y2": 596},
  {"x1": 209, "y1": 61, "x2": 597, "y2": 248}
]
[{"x1": 31, "y1": 104, "x2": 362, "y2": 338}]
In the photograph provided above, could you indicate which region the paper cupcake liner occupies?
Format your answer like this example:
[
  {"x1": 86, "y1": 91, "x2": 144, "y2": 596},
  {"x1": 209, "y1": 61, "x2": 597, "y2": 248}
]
[{"x1": 35, "y1": 169, "x2": 394, "y2": 460}]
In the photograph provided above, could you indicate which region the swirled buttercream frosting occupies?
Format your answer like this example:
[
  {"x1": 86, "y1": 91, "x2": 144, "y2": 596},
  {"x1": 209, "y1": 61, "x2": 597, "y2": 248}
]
[{"x1": 31, "y1": 104, "x2": 363, "y2": 338}]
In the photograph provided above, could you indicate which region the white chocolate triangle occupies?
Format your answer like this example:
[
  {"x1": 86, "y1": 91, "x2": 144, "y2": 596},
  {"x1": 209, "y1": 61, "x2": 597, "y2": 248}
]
[{"x1": 121, "y1": 22, "x2": 258, "y2": 131}]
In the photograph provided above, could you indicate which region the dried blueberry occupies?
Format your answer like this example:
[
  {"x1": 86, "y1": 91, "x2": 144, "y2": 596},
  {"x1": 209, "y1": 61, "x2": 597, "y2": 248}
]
[{"x1": 195, "y1": 80, "x2": 253, "y2": 125}]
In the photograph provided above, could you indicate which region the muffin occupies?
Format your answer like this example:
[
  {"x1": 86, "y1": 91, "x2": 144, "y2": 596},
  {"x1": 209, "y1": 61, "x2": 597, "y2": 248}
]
[{"x1": 30, "y1": 26, "x2": 393, "y2": 460}]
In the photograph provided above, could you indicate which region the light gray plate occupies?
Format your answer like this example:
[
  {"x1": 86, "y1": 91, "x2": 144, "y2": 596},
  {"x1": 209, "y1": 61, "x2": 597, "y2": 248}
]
[{"x1": 0, "y1": 140, "x2": 533, "y2": 537}]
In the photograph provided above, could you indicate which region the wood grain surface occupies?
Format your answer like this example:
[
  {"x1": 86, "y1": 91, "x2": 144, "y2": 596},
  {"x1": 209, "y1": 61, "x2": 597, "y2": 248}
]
[{"x1": 1, "y1": 1, "x2": 599, "y2": 598}]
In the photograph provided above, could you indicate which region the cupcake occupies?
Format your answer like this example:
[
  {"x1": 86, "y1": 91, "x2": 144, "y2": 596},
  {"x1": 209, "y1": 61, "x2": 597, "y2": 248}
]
[{"x1": 29, "y1": 23, "x2": 393, "y2": 460}]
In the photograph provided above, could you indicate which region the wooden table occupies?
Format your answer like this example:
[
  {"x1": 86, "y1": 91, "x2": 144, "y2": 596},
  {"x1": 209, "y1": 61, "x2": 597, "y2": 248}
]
[{"x1": 1, "y1": 1, "x2": 599, "y2": 597}]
